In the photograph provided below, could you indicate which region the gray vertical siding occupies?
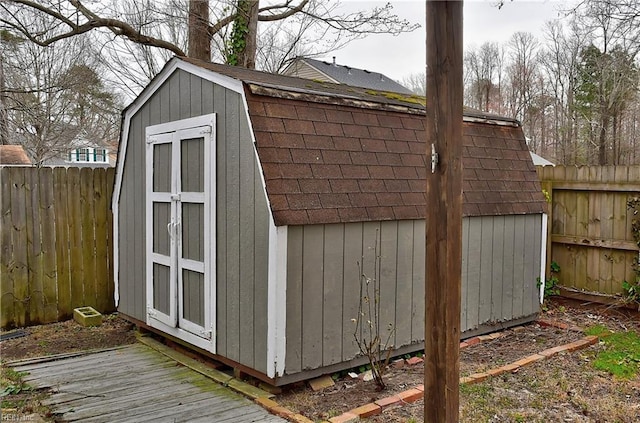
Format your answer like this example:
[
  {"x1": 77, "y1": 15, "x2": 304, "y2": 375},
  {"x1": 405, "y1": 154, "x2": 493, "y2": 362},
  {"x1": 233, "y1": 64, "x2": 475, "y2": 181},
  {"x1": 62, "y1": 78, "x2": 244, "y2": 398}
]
[
  {"x1": 117, "y1": 69, "x2": 270, "y2": 373},
  {"x1": 285, "y1": 214, "x2": 542, "y2": 375}
]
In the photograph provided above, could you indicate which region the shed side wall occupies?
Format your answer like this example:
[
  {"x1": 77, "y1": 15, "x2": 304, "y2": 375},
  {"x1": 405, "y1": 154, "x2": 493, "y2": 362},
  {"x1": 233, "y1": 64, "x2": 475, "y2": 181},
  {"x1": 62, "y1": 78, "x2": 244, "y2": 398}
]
[
  {"x1": 118, "y1": 69, "x2": 270, "y2": 373},
  {"x1": 285, "y1": 214, "x2": 542, "y2": 374}
]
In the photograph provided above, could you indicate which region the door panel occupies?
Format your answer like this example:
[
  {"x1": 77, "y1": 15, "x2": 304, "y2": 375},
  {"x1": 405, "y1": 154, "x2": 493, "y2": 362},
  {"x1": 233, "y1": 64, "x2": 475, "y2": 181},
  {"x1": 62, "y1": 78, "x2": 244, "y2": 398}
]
[
  {"x1": 153, "y1": 263, "x2": 172, "y2": 316},
  {"x1": 145, "y1": 115, "x2": 216, "y2": 352},
  {"x1": 147, "y1": 134, "x2": 177, "y2": 327},
  {"x1": 177, "y1": 134, "x2": 209, "y2": 339}
]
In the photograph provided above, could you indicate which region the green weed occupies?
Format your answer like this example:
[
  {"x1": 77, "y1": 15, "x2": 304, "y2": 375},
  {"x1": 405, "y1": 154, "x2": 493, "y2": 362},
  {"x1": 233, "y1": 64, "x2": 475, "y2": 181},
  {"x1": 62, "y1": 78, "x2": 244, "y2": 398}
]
[{"x1": 591, "y1": 331, "x2": 640, "y2": 379}]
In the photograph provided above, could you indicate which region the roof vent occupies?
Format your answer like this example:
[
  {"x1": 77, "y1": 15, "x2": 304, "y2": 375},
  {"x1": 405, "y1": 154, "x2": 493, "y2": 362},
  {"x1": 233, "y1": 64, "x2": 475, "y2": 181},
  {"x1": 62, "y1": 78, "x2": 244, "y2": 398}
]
[{"x1": 332, "y1": 56, "x2": 336, "y2": 66}]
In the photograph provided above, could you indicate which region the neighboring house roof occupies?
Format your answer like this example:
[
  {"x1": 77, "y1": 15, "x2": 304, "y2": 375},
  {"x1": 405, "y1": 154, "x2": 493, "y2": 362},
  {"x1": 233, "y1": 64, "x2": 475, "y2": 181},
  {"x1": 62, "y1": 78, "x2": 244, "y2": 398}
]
[
  {"x1": 530, "y1": 151, "x2": 555, "y2": 167},
  {"x1": 138, "y1": 57, "x2": 547, "y2": 226},
  {"x1": 283, "y1": 57, "x2": 415, "y2": 95},
  {"x1": 0, "y1": 145, "x2": 31, "y2": 165}
]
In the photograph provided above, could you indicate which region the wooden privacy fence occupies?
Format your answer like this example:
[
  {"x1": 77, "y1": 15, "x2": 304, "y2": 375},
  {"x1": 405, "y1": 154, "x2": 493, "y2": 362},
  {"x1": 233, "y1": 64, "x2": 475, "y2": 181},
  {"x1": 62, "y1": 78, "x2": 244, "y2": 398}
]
[
  {"x1": 537, "y1": 165, "x2": 640, "y2": 302},
  {"x1": 1, "y1": 167, "x2": 115, "y2": 329}
]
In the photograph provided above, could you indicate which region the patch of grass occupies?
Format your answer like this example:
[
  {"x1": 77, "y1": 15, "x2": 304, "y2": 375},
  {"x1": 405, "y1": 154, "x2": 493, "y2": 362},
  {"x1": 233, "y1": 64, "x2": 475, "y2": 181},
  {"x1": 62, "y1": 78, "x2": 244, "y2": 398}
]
[
  {"x1": 591, "y1": 331, "x2": 640, "y2": 379},
  {"x1": 585, "y1": 324, "x2": 612, "y2": 337},
  {"x1": 0, "y1": 364, "x2": 51, "y2": 419}
]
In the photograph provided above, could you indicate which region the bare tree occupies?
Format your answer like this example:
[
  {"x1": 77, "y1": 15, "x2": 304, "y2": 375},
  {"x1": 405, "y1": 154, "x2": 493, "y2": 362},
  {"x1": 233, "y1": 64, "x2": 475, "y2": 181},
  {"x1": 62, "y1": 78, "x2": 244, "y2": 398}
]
[
  {"x1": 400, "y1": 72, "x2": 426, "y2": 96},
  {"x1": 2, "y1": 0, "x2": 418, "y2": 70},
  {"x1": 464, "y1": 42, "x2": 502, "y2": 112},
  {"x1": 2, "y1": 16, "x2": 121, "y2": 164}
]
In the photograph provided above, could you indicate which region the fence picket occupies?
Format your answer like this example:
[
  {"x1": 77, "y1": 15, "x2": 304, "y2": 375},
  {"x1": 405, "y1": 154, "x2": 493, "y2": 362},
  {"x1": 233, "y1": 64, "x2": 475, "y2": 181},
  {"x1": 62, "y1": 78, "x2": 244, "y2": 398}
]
[
  {"x1": 94, "y1": 168, "x2": 110, "y2": 312},
  {"x1": 53, "y1": 168, "x2": 72, "y2": 321},
  {"x1": 39, "y1": 168, "x2": 58, "y2": 323},
  {"x1": 9, "y1": 168, "x2": 29, "y2": 326},
  {"x1": 1, "y1": 169, "x2": 15, "y2": 328}
]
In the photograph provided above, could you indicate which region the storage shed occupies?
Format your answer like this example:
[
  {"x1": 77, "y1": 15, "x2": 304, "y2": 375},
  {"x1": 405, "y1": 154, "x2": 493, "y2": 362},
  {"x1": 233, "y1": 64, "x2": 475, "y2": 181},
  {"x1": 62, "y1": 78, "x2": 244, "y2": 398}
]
[{"x1": 112, "y1": 56, "x2": 547, "y2": 385}]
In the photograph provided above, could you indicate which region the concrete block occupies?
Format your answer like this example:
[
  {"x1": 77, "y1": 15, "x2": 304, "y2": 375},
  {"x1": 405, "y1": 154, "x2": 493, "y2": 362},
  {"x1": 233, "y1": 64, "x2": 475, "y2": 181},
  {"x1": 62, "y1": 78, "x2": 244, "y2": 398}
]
[
  {"x1": 73, "y1": 307, "x2": 102, "y2": 327},
  {"x1": 308, "y1": 375, "x2": 335, "y2": 391}
]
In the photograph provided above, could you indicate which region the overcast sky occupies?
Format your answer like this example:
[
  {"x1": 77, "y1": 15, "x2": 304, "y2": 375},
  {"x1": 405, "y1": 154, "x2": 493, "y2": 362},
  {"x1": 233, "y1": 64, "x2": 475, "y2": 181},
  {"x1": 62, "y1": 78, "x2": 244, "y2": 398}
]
[{"x1": 329, "y1": 0, "x2": 571, "y2": 83}]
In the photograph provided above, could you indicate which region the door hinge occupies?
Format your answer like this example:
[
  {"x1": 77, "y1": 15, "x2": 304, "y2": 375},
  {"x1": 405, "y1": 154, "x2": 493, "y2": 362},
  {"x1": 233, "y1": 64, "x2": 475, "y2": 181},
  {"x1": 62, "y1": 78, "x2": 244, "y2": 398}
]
[
  {"x1": 199, "y1": 126, "x2": 212, "y2": 135},
  {"x1": 147, "y1": 307, "x2": 157, "y2": 317}
]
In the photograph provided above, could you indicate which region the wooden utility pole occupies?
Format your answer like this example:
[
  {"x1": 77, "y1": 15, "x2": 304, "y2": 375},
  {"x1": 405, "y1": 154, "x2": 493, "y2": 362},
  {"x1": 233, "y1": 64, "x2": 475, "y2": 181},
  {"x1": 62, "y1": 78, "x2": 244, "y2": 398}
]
[{"x1": 424, "y1": 1, "x2": 464, "y2": 422}]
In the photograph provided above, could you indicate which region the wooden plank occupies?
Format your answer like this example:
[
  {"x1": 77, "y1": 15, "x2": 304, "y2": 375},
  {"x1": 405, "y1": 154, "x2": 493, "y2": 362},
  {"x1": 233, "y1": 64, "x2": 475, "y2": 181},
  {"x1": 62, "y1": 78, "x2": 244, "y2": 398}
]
[
  {"x1": 214, "y1": 83, "x2": 227, "y2": 356},
  {"x1": 239, "y1": 106, "x2": 255, "y2": 368},
  {"x1": 551, "y1": 181, "x2": 640, "y2": 192},
  {"x1": 424, "y1": 2, "x2": 464, "y2": 419},
  {"x1": 550, "y1": 235, "x2": 638, "y2": 251},
  {"x1": 511, "y1": 215, "x2": 525, "y2": 317},
  {"x1": 301, "y1": 224, "x2": 324, "y2": 371},
  {"x1": 202, "y1": 80, "x2": 214, "y2": 114},
  {"x1": 464, "y1": 218, "x2": 481, "y2": 330},
  {"x1": 25, "y1": 169, "x2": 45, "y2": 324},
  {"x1": 411, "y1": 220, "x2": 425, "y2": 342},
  {"x1": 53, "y1": 168, "x2": 71, "y2": 320},
  {"x1": 191, "y1": 73, "x2": 203, "y2": 116},
  {"x1": 379, "y1": 221, "x2": 398, "y2": 349},
  {"x1": 179, "y1": 69, "x2": 192, "y2": 120},
  {"x1": 342, "y1": 222, "x2": 363, "y2": 360},
  {"x1": 478, "y1": 216, "x2": 493, "y2": 325},
  {"x1": 93, "y1": 168, "x2": 111, "y2": 312},
  {"x1": 460, "y1": 218, "x2": 469, "y2": 332},
  {"x1": 225, "y1": 89, "x2": 241, "y2": 362},
  {"x1": 135, "y1": 105, "x2": 148, "y2": 319},
  {"x1": 252, "y1": 160, "x2": 269, "y2": 374},
  {"x1": 38, "y1": 168, "x2": 58, "y2": 323},
  {"x1": 500, "y1": 217, "x2": 515, "y2": 322},
  {"x1": 522, "y1": 215, "x2": 540, "y2": 316},
  {"x1": 285, "y1": 226, "x2": 303, "y2": 373},
  {"x1": 67, "y1": 167, "x2": 84, "y2": 308},
  {"x1": 106, "y1": 168, "x2": 115, "y2": 312},
  {"x1": 10, "y1": 167, "x2": 29, "y2": 327},
  {"x1": 169, "y1": 71, "x2": 181, "y2": 121},
  {"x1": 394, "y1": 220, "x2": 414, "y2": 347},
  {"x1": 490, "y1": 215, "x2": 505, "y2": 322},
  {"x1": 322, "y1": 223, "x2": 344, "y2": 366},
  {"x1": 1, "y1": 168, "x2": 15, "y2": 328}
]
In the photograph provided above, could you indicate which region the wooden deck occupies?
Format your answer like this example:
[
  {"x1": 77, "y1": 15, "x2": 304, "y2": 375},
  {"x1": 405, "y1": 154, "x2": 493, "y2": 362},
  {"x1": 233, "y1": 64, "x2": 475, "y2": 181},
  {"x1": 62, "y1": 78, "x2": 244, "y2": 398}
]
[{"x1": 11, "y1": 344, "x2": 286, "y2": 422}]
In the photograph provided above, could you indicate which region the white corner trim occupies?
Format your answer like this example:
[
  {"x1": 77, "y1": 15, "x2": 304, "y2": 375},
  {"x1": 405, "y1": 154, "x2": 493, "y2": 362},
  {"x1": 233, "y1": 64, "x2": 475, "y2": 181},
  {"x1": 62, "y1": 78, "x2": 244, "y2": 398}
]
[
  {"x1": 539, "y1": 213, "x2": 548, "y2": 304},
  {"x1": 267, "y1": 225, "x2": 288, "y2": 378},
  {"x1": 113, "y1": 206, "x2": 119, "y2": 307}
]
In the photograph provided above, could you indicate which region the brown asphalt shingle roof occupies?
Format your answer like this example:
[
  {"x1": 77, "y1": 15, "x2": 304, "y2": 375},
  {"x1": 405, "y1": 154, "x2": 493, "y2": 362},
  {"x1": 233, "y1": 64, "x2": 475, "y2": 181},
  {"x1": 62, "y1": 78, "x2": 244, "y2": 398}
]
[
  {"x1": 0, "y1": 145, "x2": 31, "y2": 165},
  {"x1": 180, "y1": 57, "x2": 546, "y2": 226}
]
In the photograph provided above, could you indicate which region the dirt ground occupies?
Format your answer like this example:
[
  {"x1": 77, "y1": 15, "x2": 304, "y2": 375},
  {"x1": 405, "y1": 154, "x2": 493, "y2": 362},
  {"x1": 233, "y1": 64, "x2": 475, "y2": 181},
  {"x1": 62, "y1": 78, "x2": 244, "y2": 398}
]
[
  {"x1": 1, "y1": 300, "x2": 639, "y2": 422},
  {"x1": 276, "y1": 299, "x2": 640, "y2": 422},
  {"x1": 1, "y1": 314, "x2": 137, "y2": 362}
]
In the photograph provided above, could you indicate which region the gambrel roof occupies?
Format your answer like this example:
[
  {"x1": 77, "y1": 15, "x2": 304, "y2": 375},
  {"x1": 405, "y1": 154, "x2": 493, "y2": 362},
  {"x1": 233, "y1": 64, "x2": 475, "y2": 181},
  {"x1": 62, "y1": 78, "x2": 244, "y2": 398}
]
[{"x1": 158, "y1": 57, "x2": 546, "y2": 226}]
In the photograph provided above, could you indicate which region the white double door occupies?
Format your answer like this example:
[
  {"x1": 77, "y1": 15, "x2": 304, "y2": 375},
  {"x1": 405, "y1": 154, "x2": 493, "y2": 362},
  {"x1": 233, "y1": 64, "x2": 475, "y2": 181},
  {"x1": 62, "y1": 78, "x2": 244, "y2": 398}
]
[{"x1": 145, "y1": 115, "x2": 216, "y2": 352}]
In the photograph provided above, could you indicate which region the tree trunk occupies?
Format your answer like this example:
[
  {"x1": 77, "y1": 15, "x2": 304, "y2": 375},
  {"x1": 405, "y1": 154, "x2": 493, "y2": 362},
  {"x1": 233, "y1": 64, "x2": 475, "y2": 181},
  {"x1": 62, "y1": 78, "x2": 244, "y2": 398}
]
[
  {"x1": 188, "y1": 0, "x2": 211, "y2": 61},
  {"x1": 228, "y1": 0, "x2": 259, "y2": 68},
  {"x1": 0, "y1": 58, "x2": 9, "y2": 145},
  {"x1": 598, "y1": 114, "x2": 609, "y2": 165}
]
